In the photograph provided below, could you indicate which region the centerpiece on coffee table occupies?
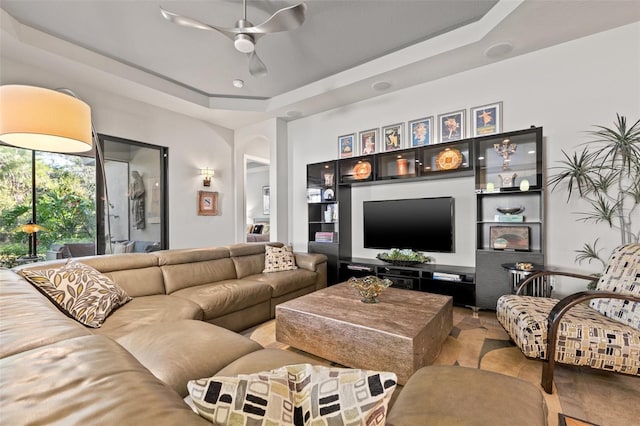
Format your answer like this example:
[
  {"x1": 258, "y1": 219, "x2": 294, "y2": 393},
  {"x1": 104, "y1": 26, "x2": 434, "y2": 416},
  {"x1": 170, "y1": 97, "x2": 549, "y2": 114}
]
[
  {"x1": 376, "y1": 248, "x2": 433, "y2": 266},
  {"x1": 348, "y1": 275, "x2": 393, "y2": 304}
]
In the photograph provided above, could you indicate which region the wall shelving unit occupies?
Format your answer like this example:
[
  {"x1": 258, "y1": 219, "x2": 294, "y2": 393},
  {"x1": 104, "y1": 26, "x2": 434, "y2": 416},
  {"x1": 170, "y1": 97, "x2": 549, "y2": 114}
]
[{"x1": 306, "y1": 127, "x2": 544, "y2": 307}]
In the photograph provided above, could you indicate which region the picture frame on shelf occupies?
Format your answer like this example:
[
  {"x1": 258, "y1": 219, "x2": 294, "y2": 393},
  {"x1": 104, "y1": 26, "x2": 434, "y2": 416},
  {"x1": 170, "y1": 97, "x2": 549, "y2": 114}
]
[
  {"x1": 359, "y1": 128, "x2": 378, "y2": 155},
  {"x1": 306, "y1": 188, "x2": 322, "y2": 203},
  {"x1": 408, "y1": 116, "x2": 433, "y2": 147},
  {"x1": 438, "y1": 110, "x2": 465, "y2": 143},
  {"x1": 471, "y1": 101, "x2": 503, "y2": 136},
  {"x1": 490, "y1": 225, "x2": 530, "y2": 251},
  {"x1": 197, "y1": 191, "x2": 218, "y2": 216},
  {"x1": 382, "y1": 123, "x2": 403, "y2": 151},
  {"x1": 338, "y1": 133, "x2": 355, "y2": 158}
]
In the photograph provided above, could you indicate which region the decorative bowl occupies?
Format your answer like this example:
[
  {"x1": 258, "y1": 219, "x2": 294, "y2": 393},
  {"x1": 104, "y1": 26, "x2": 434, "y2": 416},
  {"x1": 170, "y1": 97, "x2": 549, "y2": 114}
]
[
  {"x1": 348, "y1": 275, "x2": 393, "y2": 304},
  {"x1": 496, "y1": 206, "x2": 524, "y2": 215}
]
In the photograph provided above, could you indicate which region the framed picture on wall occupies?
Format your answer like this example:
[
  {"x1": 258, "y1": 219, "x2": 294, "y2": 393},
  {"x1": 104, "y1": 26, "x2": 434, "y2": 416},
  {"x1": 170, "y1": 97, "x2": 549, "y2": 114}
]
[
  {"x1": 471, "y1": 101, "x2": 503, "y2": 136},
  {"x1": 338, "y1": 133, "x2": 356, "y2": 158},
  {"x1": 359, "y1": 128, "x2": 378, "y2": 155},
  {"x1": 382, "y1": 123, "x2": 403, "y2": 151},
  {"x1": 438, "y1": 110, "x2": 465, "y2": 143},
  {"x1": 408, "y1": 116, "x2": 433, "y2": 147},
  {"x1": 197, "y1": 191, "x2": 218, "y2": 216}
]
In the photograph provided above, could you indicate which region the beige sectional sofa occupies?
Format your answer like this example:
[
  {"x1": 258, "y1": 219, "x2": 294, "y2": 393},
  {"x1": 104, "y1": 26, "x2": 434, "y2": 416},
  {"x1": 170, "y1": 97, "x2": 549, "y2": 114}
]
[{"x1": 0, "y1": 242, "x2": 549, "y2": 425}]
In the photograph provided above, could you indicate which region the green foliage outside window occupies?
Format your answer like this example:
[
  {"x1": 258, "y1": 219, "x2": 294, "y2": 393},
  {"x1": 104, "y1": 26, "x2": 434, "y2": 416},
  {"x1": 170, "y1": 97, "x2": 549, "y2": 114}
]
[{"x1": 0, "y1": 146, "x2": 96, "y2": 267}]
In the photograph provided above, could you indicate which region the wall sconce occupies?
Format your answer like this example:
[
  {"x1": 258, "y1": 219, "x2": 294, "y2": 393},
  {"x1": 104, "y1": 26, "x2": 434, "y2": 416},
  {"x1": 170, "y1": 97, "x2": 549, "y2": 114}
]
[{"x1": 200, "y1": 168, "x2": 214, "y2": 187}]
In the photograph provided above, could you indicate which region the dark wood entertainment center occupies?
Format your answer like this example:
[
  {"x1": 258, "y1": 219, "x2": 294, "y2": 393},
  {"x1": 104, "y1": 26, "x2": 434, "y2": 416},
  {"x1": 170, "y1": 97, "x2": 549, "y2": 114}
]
[
  {"x1": 339, "y1": 257, "x2": 476, "y2": 306},
  {"x1": 307, "y1": 127, "x2": 544, "y2": 309}
]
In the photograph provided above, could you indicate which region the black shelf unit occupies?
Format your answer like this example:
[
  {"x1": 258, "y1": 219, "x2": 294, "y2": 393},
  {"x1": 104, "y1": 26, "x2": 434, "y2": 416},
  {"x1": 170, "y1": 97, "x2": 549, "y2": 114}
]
[
  {"x1": 474, "y1": 127, "x2": 544, "y2": 309},
  {"x1": 338, "y1": 257, "x2": 475, "y2": 306},
  {"x1": 306, "y1": 126, "x2": 544, "y2": 307},
  {"x1": 307, "y1": 161, "x2": 351, "y2": 284}
]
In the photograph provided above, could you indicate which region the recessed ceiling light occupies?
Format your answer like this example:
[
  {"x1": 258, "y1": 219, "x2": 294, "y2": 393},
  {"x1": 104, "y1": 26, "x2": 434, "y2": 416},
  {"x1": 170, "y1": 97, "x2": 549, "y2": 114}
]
[
  {"x1": 232, "y1": 79, "x2": 244, "y2": 88},
  {"x1": 484, "y1": 42, "x2": 513, "y2": 58},
  {"x1": 372, "y1": 81, "x2": 391, "y2": 91}
]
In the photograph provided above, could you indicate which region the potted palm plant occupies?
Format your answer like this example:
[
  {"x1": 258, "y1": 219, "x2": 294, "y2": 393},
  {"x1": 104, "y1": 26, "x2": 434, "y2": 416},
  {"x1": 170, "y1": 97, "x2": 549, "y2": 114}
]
[{"x1": 549, "y1": 115, "x2": 640, "y2": 287}]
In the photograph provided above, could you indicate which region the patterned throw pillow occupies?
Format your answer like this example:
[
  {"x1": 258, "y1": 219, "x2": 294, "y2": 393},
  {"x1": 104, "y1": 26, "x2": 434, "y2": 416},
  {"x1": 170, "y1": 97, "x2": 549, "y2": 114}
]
[
  {"x1": 263, "y1": 245, "x2": 298, "y2": 273},
  {"x1": 20, "y1": 260, "x2": 131, "y2": 328},
  {"x1": 589, "y1": 243, "x2": 640, "y2": 329},
  {"x1": 188, "y1": 364, "x2": 397, "y2": 426}
]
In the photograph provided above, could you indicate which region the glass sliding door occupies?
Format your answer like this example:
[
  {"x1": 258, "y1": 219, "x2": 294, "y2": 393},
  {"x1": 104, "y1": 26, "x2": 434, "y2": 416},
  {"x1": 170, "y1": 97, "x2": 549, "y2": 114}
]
[{"x1": 96, "y1": 134, "x2": 168, "y2": 255}]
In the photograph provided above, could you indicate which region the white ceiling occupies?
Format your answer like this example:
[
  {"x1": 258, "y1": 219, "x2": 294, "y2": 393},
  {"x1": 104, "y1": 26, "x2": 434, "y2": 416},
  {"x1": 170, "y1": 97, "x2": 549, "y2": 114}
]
[{"x1": 1, "y1": 1, "x2": 639, "y2": 129}]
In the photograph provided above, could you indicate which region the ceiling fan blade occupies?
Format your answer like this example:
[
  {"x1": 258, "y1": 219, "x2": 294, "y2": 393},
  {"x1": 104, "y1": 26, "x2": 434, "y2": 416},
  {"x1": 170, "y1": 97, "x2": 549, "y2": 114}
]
[
  {"x1": 160, "y1": 7, "x2": 236, "y2": 39},
  {"x1": 244, "y1": 3, "x2": 307, "y2": 35},
  {"x1": 248, "y1": 52, "x2": 268, "y2": 78}
]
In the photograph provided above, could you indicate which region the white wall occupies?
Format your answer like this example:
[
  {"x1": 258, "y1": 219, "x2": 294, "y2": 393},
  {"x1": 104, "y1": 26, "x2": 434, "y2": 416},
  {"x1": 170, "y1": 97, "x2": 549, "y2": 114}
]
[
  {"x1": 246, "y1": 167, "x2": 270, "y2": 223},
  {"x1": 1, "y1": 57, "x2": 236, "y2": 249},
  {"x1": 287, "y1": 22, "x2": 640, "y2": 296}
]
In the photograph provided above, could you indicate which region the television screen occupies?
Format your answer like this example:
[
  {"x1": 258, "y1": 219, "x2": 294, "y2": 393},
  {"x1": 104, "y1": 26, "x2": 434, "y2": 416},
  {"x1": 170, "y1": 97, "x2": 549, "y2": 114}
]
[{"x1": 363, "y1": 197, "x2": 454, "y2": 252}]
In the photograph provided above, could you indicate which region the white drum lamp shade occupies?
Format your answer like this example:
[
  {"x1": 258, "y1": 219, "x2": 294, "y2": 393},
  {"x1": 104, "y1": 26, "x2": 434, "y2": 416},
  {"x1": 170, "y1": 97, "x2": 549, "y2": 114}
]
[{"x1": 0, "y1": 85, "x2": 92, "y2": 153}]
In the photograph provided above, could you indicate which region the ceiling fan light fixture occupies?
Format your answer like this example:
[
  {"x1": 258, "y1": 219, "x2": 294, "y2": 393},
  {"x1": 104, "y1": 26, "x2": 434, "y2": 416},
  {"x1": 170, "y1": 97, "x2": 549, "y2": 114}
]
[
  {"x1": 233, "y1": 79, "x2": 244, "y2": 88},
  {"x1": 234, "y1": 34, "x2": 255, "y2": 53}
]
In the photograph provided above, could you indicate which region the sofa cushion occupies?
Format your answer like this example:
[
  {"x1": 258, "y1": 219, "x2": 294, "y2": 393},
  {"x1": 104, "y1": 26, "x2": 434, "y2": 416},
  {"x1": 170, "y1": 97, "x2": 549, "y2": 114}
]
[
  {"x1": 0, "y1": 335, "x2": 210, "y2": 426},
  {"x1": 0, "y1": 269, "x2": 91, "y2": 358},
  {"x1": 116, "y1": 320, "x2": 263, "y2": 398},
  {"x1": 232, "y1": 253, "x2": 265, "y2": 278},
  {"x1": 386, "y1": 366, "x2": 547, "y2": 426},
  {"x1": 161, "y1": 257, "x2": 238, "y2": 294},
  {"x1": 590, "y1": 243, "x2": 640, "y2": 329},
  {"x1": 171, "y1": 279, "x2": 272, "y2": 320},
  {"x1": 91, "y1": 294, "x2": 204, "y2": 340},
  {"x1": 188, "y1": 364, "x2": 397, "y2": 426},
  {"x1": 19, "y1": 260, "x2": 131, "y2": 328},
  {"x1": 263, "y1": 245, "x2": 297, "y2": 273},
  {"x1": 247, "y1": 268, "x2": 318, "y2": 298}
]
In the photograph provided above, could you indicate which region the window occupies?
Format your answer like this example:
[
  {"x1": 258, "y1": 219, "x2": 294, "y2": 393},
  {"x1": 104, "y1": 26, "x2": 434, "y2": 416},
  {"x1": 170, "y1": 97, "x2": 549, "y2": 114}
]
[
  {"x1": 0, "y1": 135, "x2": 167, "y2": 267},
  {"x1": 0, "y1": 145, "x2": 96, "y2": 266}
]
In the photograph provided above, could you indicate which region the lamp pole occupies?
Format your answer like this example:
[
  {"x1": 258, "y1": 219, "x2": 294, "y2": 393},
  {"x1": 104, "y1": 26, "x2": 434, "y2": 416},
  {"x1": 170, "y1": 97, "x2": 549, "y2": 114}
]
[{"x1": 31, "y1": 150, "x2": 37, "y2": 258}]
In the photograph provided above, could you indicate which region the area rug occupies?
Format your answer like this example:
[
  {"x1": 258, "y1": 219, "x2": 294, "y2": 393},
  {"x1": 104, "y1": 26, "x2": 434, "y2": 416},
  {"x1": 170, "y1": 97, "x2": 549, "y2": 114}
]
[{"x1": 243, "y1": 307, "x2": 640, "y2": 426}]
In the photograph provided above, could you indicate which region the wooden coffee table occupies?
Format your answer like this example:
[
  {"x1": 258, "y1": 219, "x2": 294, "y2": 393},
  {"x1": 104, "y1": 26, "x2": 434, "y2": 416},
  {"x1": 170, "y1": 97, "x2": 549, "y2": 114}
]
[{"x1": 275, "y1": 283, "x2": 453, "y2": 384}]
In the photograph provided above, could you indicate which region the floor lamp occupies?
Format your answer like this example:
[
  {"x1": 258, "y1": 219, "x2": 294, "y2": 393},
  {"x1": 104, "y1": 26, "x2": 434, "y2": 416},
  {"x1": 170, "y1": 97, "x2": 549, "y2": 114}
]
[{"x1": 0, "y1": 84, "x2": 112, "y2": 255}]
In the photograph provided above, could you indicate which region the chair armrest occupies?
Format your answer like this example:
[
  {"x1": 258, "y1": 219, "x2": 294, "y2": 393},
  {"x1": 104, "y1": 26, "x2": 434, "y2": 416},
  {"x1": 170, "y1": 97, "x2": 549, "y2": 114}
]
[
  {"x1": 294, "y1": 252, "x2": 327, "y2": 272},
  {"x1": 548, "y1": 290, "x2": 640, "y2": 326},
  {"x1": 516, "y1": 270, "x2": 596, "y2": 295}
]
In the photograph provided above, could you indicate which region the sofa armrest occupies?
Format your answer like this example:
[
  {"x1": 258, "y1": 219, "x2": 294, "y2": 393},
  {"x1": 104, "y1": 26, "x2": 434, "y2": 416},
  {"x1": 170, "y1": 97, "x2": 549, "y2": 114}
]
[{"x1": 294, "y1": 252, "x2": 327, "y2": 272}]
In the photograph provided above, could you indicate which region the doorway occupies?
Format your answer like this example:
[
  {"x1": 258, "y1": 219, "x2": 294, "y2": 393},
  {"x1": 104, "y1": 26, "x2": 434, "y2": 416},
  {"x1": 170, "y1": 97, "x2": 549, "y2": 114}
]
[{"x1": 244, "y1": 156, "x2": 270, "y2": 242}]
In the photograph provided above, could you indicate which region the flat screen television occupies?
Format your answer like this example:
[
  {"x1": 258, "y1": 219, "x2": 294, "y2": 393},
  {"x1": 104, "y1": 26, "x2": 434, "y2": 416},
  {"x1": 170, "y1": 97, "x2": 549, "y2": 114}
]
[{"x1": 363, "y1": 197, "x2": 454, "y2": 253}]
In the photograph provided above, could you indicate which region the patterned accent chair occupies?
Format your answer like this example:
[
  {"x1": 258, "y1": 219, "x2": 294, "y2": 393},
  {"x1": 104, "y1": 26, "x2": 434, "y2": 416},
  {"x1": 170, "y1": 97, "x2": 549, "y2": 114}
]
[{"x1": 496, "y1": 243, "x2": 640, "y2": 393}]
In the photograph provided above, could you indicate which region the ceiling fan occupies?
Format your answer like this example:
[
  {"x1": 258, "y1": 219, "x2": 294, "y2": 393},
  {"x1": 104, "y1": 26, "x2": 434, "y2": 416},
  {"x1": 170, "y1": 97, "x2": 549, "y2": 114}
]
[{"x1": 160, "y1": 0, "x2": 307, "y2": 78}]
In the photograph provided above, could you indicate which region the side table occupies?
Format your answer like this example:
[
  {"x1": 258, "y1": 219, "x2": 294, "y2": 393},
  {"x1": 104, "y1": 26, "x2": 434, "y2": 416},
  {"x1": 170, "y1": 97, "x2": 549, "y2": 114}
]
[{"x1": 501, "y1": 263, "x2": 551, "y2": 297}]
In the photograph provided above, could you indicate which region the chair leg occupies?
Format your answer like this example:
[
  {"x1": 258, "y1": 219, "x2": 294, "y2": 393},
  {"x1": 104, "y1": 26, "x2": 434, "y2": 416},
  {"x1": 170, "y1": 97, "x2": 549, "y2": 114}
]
[{"x1": 541, "y1": 359, "x2": 554, "y2": 394}]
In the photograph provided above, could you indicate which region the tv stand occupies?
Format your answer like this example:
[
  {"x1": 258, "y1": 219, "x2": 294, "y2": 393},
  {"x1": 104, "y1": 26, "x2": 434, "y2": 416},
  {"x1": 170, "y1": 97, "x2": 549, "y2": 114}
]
[{"x1": 338, "y1": 257, "x2": 475, "y2": 306}]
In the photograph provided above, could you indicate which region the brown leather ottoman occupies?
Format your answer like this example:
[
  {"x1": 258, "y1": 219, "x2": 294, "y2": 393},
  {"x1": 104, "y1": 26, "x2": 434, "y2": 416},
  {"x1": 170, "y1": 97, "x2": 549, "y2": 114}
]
[{"x1": 386, "y1": 366, "x2": 548, "y2": 426}]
